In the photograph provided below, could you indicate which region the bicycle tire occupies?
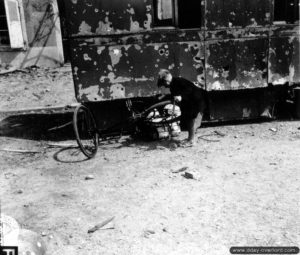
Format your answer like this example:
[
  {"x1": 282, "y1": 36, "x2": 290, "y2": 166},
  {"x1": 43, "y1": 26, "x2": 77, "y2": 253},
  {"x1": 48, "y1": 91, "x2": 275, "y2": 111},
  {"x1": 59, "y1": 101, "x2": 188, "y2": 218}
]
[
  {"x1": 73, "y1": 104, "x2": 98, "y2": 158},
  {"x1": 142, "y1": 100, "x2": 172, "y2": 115},
  {"x1": 141, "y1": 100, "x2": 180, "y2": 124}
]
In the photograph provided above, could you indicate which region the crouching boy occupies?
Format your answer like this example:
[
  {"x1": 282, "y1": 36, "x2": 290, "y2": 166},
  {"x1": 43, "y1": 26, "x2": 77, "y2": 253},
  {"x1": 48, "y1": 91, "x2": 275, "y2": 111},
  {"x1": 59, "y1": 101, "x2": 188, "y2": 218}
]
[{"x1": 157, "y1": 69, "x2": 207, "y2": 146}]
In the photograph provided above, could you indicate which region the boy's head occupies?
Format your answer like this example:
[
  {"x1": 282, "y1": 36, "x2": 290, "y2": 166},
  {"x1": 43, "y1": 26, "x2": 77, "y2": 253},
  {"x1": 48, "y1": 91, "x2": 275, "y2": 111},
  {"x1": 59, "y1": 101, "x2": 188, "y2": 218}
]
[{"x1": 157, "y1": 69, "x2": 172, "y2": 87}]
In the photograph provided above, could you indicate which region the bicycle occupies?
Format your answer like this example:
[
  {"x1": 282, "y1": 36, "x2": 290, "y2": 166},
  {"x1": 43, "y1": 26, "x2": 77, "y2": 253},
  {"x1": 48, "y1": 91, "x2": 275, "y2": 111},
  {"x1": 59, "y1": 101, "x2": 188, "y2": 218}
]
[{"x1": 72, "y1": 99, "x2": 180, "y2": 158}]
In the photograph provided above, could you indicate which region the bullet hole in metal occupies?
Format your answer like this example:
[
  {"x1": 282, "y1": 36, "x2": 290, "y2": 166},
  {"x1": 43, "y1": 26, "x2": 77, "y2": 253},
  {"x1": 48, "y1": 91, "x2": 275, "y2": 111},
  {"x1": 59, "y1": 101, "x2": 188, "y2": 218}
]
[{"x1": 159, "y1": 49, "x2": 165, "y2": 55}]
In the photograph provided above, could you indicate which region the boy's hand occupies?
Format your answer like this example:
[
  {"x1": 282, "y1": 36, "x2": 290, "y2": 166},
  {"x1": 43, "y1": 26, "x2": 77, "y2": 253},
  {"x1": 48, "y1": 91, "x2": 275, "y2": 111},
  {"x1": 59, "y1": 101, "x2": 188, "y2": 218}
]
[{"x1": 174, "y1": 96, "x2": 182, "y2": 102}]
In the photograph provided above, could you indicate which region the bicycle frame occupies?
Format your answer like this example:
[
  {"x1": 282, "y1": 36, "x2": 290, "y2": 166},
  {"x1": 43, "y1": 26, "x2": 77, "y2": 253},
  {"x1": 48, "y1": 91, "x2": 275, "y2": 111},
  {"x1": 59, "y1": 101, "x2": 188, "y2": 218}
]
[{"x1": 73, "y1": 99, "x2": 180, "y2": 158}]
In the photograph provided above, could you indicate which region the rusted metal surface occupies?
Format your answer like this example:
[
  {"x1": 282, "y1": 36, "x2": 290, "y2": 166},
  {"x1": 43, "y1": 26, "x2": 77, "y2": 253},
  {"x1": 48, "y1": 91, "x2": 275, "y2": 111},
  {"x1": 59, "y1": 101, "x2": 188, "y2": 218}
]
[
  {"x1": 70, "y1": 30, "x2": 205, "y2": 101},
  {"x1": 269, "y1": 25, "x2": 300, "y2": 85},
  {"x1": 63, "y1": 0, "x2": 299, "y2": 103},
  {"x1": 205, "y1": 0, "x2": 271, "y2": 29},
  {"x1": 205, "y1": 28, "x2": 269, "y2": 91},
  {"x1": 64, "y1": 0, "x2": 152, "y2": 36},
  {"x1": 206, "y1": 37, "x2": 268, "y2": 91}
]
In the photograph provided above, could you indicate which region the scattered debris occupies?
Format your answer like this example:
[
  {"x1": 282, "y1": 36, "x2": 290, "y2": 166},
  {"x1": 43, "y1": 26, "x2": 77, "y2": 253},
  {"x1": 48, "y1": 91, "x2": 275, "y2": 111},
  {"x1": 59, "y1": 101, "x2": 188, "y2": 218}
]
[
  {"x1": 172, "y1": 166, "x2": 188, "y2": 173},
  {"x1": 269, "y1": 128, "x2": 277, "y2": 132},
  {"x1": 32, "y1": 92, "x2": 42, "y2": 100},
  {"x1": 181, "y1": 170, "x2": 202, "y2": 181},
  {"x1": 143, "y1": 229, "x2": 155, "y2": 238},
  {"x1": 85, "y1": 175, "x2": 95, "y2": 180},
  {"x1": 41, "y1": 232, "x2": 47, "y2": 237},
  {"x1": 198, "y1": 134, "x2": 221, "y2": 142},
  {"x1": 88, "y1": 216, "x2": 115, "y2": 234},
  {"x1": 214, "y1": 130, "x2": 226, "y2": 137},
  {"x1": 169, "y1": 142, "x2": 178, "y2": 149},
  {"x1": 0, "y1": 148, "x2": 40, "y2": 154},
  {"x1": 182, "y1": 172, "x2": 194, "y2": 179},
  {"x1": 179, "y1": 141, "x2": 195, "y2": 147},
  {"x1": 47, "y1": 142, "x2": 78, "y2": 148},
  {"x1": 0, "y1": 68, "x2": 24, "y2": 75},
  {"x1": 4, "y1": 172, "x2": 17, "y2": 179},
  {"x1": 172, "y1": 167, "x2": 201, "y2": 180}
]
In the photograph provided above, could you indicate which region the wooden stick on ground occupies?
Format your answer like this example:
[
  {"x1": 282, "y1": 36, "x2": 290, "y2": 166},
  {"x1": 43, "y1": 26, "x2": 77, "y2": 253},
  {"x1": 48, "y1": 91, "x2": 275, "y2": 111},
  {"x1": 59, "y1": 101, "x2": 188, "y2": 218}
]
[
  {"x1": 88, "y1": 217, "x2": 115, "y2": 234},
  {"x1": 48, "y1": 121, "x2": 72, "y2": 131},
  {"x1": 0, "y1": 148, "x2": 40, "y2": 153},
  {"x1": 47, "y1": 143, "x2": 78, "y2": 148}
]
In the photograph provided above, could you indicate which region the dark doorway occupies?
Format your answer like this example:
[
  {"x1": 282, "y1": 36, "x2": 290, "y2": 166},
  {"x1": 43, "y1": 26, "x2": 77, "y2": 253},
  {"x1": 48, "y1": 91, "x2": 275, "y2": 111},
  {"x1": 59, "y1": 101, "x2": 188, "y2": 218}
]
[
  {"x1": 274, "y1": 0, "x2": 299, "y2": 24},
  {"x1": 178, "y1": 0, "x2": 202, "y2": 29}
]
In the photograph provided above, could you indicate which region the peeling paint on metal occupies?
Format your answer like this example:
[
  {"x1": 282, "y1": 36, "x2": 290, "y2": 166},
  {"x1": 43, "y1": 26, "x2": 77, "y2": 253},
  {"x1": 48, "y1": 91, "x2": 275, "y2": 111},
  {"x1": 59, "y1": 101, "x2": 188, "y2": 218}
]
[
  {"x1": 144, "y1": 5, "x2": 152, "y2": 30},
  {"x1": 63, "y1": 0, "x2": 299, "y2": 102},
  {"x1": 109, "y1": 48, "x2": 122, "y2": 66},
  {"x1": 110, "y1": 84, "x2": 126, "y2": 99},
  {"x1": 83, "y1": 53, "x2": 92, "y2": 61},
  {"x1": 78, "y1": 21, "x2": 92, "y2": 35},
  {"x1": 96, "y1": 17, "x2": 113, "y2": 34},
  {"x1": 78, "y1": 84, "x2": 104, "y2": 101}
]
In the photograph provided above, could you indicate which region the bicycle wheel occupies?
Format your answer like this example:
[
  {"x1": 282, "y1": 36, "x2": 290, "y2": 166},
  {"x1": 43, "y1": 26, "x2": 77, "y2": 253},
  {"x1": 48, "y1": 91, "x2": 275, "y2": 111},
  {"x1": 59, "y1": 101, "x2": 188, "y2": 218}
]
[
  {"x1": 141, "y1": 100, "x2": 171, "y2": 115},
  {"x1": 73, "y1": 104, "x2": 98, "y2": 158},
  {"x1": 142, "y1": 100, "x2": 181, "y2": 124}
]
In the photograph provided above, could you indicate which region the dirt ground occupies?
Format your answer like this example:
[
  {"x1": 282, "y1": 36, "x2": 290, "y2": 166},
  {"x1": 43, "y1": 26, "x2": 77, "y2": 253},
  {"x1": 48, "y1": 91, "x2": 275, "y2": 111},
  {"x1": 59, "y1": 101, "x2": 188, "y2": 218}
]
[
  {"x1": 0, "y1": 65, "x2": 76, "y2": 111},
  {"x1": 0, "y1": 66, "x2": 300, "y2": 255}
]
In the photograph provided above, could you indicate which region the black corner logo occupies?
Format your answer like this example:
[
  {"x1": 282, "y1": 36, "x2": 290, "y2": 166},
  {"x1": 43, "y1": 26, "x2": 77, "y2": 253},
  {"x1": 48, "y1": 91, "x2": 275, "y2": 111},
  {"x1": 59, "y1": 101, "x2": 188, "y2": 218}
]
[{"x1": 0, "y1": 246, "x2": 18, "y2": 255}]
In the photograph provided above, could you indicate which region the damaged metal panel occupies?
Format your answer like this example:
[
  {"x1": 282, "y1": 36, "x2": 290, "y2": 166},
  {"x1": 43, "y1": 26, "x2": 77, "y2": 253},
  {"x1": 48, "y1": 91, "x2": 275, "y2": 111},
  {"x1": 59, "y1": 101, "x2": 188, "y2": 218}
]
[
  {"x1": 70, "y1": 30, "x2": 205, "y2": 102},
  {"x1": 64, "y1": 0, "x2": 299, "y2": 105},
  {"x1": 71, "y1": 42, "x2": 176, "y2": 101},
  {"x1": 173, "y1": 41, "x2": 205, "y2": 87},
  {"x1": 64, "y1": 0, "x2": 152, "y2": 36},
  {"x1": 204, "y1": 0, "x2": 271, "y2": 91},
  {"x1": 71, "y1": 29, "x2": 202, "y2": 47},
  {"x1": 205, "y1": 0, "x2": 271, "y2": 29},
  {"x1": 206, "y1": 27, "x2": 269, "y2": 40},
  {"x1": 205, "y1": 36, "x2": 268, "y2": 91},
  {"x1": 243, "y1": 0, "x2": 271, "y2": 27},
  {"x1": 269, "y1": 25, "x2": 300, "y2": 85}
]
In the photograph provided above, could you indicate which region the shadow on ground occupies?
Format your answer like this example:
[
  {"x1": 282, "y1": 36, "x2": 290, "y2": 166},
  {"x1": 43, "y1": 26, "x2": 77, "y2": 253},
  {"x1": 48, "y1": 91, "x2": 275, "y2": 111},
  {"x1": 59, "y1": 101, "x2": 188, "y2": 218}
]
[
  {"x1": 0, "y1": 112, "x2": 74, "y2": 141},
  {"x1": 0, "y1": 111, "x2": 276, "y2": 143}
]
